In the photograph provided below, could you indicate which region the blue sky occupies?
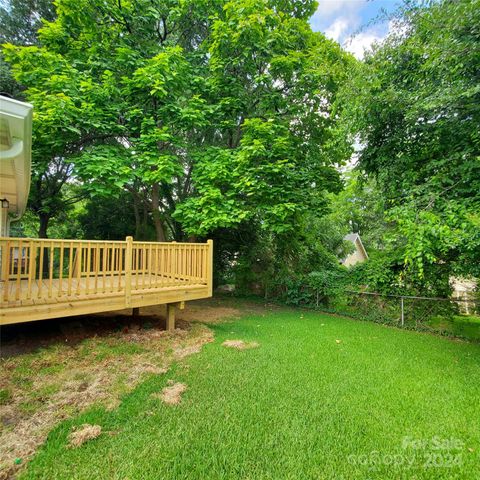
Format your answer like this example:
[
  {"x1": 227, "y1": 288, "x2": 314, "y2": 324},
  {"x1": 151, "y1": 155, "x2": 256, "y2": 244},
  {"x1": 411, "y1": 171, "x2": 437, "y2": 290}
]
[{"x1": 310, "y1": 0, "x2": 400, "y2": 58}]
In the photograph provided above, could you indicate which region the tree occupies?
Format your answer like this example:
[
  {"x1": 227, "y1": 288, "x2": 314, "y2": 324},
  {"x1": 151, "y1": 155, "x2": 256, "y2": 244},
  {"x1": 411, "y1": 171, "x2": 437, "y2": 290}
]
[
  {"x1": 4, "y1": 0, "x2": 354, "y2": 244},
  {"x1": 0, "y1": 0, "x2": 87, "y2": 239},
  {"x1": 345, "y1": 0, "x2": 480, "y2": 281},
  {"x1": 0, "y1": 0, "x2": 56, "y2": 98}
]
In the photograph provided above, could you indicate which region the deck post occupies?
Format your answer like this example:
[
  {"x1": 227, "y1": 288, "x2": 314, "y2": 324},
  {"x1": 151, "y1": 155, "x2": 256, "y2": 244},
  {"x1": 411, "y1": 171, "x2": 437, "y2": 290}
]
[
  {"x1": 166, "y1": 303, "x2": 175, "y2": 331},
  {"x1": 125, "y1": 236, "x2": 133, "y2": 307},
  {"x1": 1, "y1": 239, "x2": 11, "y2": 302},
  {"x1": 207, "y1": 239, "x2": 213, "y2": 297}
]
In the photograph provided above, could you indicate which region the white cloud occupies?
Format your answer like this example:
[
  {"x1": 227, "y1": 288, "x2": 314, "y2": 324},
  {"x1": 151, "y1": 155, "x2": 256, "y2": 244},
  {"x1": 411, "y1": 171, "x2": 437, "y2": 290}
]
[
  {"x1": 344, "y1": 29, "x2": 385, "y2": 59},
  {"x1": 311, "y1": 0, "x2": 393, "y2": 59},
  {"x1": 310, "y1": 0, "x2": 366, "y2": 36},
  {"x1": 325, "y1": 18, "x2": 350, "y2": 42}
]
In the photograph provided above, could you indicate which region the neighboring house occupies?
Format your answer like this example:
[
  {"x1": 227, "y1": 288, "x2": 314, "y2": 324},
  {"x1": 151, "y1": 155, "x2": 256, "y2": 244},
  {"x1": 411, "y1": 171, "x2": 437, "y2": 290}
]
[
  {"x1": 0, "y1": 96, "x2": 33, "y2": 237},
  {"x1": 341, "y1": 233, "x2": 368, "y2": 267},
  {"x1": 451, "y1": 277, "x2": 478, "y2": 315}
]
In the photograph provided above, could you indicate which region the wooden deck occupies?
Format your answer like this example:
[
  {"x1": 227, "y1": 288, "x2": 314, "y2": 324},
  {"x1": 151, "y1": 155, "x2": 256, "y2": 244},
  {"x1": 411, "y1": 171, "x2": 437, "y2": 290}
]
[{"x1": 0, "y1": 237, "x2": 213, "y2": 326}]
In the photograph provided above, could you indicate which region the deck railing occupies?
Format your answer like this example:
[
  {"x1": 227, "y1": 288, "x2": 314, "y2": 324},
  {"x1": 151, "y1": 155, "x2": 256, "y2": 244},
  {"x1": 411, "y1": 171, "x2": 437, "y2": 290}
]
[{"x1": 0, "y1": 236, "x2": 212, "y2": 305}]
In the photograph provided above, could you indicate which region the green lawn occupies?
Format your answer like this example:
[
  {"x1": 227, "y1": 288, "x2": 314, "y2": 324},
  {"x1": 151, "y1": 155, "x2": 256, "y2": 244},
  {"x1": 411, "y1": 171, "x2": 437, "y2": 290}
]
[
  {"x1": 428, "y1": 314, "x2": 480, "y2": 341},
  {"x1": 21, "y1": 305, "x2": 480, "y2": 479}
]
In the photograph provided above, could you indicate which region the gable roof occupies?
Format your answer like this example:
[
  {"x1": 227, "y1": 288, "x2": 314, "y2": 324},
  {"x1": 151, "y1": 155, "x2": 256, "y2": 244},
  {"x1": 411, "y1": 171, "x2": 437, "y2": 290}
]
[{"x1": 343, "y1": 233, "x2": 369, "y2": 260}]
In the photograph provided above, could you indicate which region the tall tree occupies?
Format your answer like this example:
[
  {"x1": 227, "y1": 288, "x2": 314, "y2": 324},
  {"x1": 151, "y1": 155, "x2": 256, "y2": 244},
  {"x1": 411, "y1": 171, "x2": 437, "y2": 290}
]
[
  {"x1": 4, "y1": 0, "x2": 354, "y2": 242},
  {"x1": 0, "y1": 0, "x2": 82, "y2": 239}
]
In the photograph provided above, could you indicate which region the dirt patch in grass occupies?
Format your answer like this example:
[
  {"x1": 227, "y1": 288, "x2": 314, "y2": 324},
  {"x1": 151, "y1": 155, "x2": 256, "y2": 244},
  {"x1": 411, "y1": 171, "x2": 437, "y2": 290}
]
[
  {"x1": 0, "y1": 314, "x2": 213, "y2": 479},
  {"x1": 68, "y1": 424, "x2": 102, "y2": 448},
  {"x1": 158, "y1": 382, "x2": 187, "y2": 405},
  {"x1": 138, "y1": 303, "x2": 240, "y2": 324},
  {"x1": 222, "y1": 340, "x2": 259, "y2": 350}
]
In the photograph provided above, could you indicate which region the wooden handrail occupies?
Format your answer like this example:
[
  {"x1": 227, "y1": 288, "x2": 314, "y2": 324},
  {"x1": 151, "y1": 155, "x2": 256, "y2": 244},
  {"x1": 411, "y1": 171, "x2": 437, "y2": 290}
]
[{"x1": 0, "y1": 237, "x2": 213, "y2": 306}]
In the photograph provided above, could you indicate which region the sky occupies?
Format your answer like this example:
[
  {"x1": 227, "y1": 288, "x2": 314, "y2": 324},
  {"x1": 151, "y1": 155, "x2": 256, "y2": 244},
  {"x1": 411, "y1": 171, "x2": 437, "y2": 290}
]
[{"x1": 310, "y1": 0, "x2": 400, "y2": 58}]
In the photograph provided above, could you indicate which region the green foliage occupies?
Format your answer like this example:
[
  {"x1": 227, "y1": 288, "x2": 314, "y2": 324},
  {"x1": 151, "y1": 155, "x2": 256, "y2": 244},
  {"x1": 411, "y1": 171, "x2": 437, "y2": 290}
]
[
  {"x1": 77, "y1": 193, "x2": 143, "y2": 241},
  {"x1": 348, "y1": 250, "x2": 452, "y2": 297},
  {"x1": 3, "y1": 0, "x2": 354, "y2": 242},
  {"x1": 344, "y1": 0, "x2": 480, "y2": 279},
  {"x1": 326, "y1": 171, "x2": 389, "y2": 250}
]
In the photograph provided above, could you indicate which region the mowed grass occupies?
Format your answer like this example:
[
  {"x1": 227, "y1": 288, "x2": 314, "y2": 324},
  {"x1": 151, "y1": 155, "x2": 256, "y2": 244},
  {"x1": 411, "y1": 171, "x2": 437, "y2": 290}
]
[
  {"x1": 429, "y1": 314, "x2": 480, "y2": 341},
  {"x1": 21, "y1": 305, "x2": 480, "y2": 479}
]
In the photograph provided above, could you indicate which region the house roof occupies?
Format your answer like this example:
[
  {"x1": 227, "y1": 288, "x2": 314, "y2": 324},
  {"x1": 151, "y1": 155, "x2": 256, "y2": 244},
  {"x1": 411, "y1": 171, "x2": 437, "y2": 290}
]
[
  {"x1": 0, "y1": 96, "x2": 33, "y2": 221},
  {"x1": 343, "y1": 233, "x2": 369, "y2": 259}
]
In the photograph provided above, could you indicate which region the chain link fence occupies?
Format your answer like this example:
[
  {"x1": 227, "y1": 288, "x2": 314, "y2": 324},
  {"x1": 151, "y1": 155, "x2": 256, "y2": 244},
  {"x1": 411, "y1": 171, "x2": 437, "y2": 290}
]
[
  {"x1": 277, "y1": 286, "x2": 480, "y2": 341},
  {"x1": 338, "y1": 291, "x2": 477, "y2": 331}
]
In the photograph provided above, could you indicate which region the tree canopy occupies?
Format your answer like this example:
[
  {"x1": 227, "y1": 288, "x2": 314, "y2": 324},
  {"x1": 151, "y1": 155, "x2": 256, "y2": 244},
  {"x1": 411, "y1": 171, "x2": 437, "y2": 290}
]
[
  {"x1": 345, "y1": 0, "x2": 480, "y2": 280},
  {"x1": 4, "y1": 0, "x2": 354, "y2": 243}
]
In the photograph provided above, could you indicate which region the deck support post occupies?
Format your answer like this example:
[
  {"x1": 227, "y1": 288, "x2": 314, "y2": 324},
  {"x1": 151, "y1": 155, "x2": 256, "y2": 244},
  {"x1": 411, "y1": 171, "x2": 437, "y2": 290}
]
[
  {"x1": 207, "y1": 239, "x2": 213, "y2": 297},
  {"x1": 166, "y1": 303, "x2": 176, "y2": 331},
  {"x1": 132, "y1": 307, "x2": 140, "y2": 318},
  {"x1": 125, "y1": 236, "x2": 133, "y2": 307}
]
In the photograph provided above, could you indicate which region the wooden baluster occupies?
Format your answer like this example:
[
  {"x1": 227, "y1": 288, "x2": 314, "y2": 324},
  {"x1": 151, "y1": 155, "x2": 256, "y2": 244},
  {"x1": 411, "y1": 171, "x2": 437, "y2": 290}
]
[
  {"x1": 38, "y1": 241, "x2": 44, "y2": 299},
  {"x1": 207, "y1": 240, "x2": 213, "y2": 295},
  {"x1": 2, "y1": 240, "x2": 11, "y2": 302},
  {"x1": 142, "y1": 243, "x2": 147, "y2": 288},
  {"x1": 196, "y1": 245, "x2": 200, "y2": 281},
  {"x1": 117, "y1": 246, "x2": 123, "y2": 291},
  {"x1": 102, "y1": 244, "x2": 107, "y2": 294},
  {"x1": 157, "y1": 245, "x2": 161, "y2": 287},
  {"x1": 178, "y1": 245, "x2": 182, "y2": 282},
  {"x1": 68, "y1": 241, "x2": 73, "y2": 296},
  {"x1": 111, "y1": 247, "x2": 115, "y2": 291},
  {"x1": 152, "y1": 245, "x2": 157, "y2": 288},
  {"x1": 58, "y1": 241, "x2": 64, "y2": 297},
  {"x1": 182, "y1": 245, "x2": 186, "y2": 282},
  {"x1": 86, "y1": 242, "x2": 91, "y2": 294},
  {"x1": 171, "y1": 242, "x2": 176, "y2": 285},
  {"x1": 111, "y1": 247, "x2": 117, "y2": 292},
  {"x1": 94, "y1": 243, "x2": 100, "y2": 294},
  {"x1": 27, "y1": 241, "x2": 36, "y2": 300},
  {"x1": 183, "y1": 245, "x2": 186, "y2": 283},
  {"x1": 48, "y1": 242, "x2": 54, "y2": 298},
  {"x1": 76, "y1": 245, "x2": 82, "y2": 295},
  {"x1": 15, "y1": 240, "x2": 23, "y2": 300},
  {"x1": 193, "y1": 245, "x2": 196, "y2": 281},
  {"x1": 168, "y1": 245, "x2": 172, "y2": 286},
  {"x1": 157, "y1": 244, "x2": 165, "y2": 287},
  {"x1": 157, "y1": 244, "x2": 163, "y2": 287},
  {"x1": 148, "y1": 243, "x2": 153, "y2": 288},
  {"x1": 174, "y1": 244, "x2": 178, "y2": 284},
  {"x1": 192, "y1": 245, "x2": 195, "y2": 281},
  {"x1": 188, "y1": 245, "x2": 191, "y2": 284},
  {"x1": 135, "y1": 245, "x2": 140, "y2": 290}
]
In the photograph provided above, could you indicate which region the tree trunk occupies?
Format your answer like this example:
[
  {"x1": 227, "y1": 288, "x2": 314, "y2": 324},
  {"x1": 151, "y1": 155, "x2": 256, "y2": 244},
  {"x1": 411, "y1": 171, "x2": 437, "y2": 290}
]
[
  {"x1": 132, "y1": 193, "x2": 141, "y2": 239},
  {"x1": 38, "y1": 212, "x2": 50, "y2": 276},
  {"x1": 38, "y1": 212, "x2": 49, "y2": 239},
  {"x1": 151, "y1": 183, "x2": 166, "y2": 242}
]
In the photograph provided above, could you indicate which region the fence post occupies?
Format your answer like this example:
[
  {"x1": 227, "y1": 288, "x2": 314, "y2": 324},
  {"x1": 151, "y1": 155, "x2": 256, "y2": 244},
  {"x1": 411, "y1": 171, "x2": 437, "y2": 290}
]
[
  {"x1": 400, "y1": 296, "x2": 404, "y2": 327},
  {"x1": 125, "y1": 236, "x2": 133, "y2": 308},
  {"x1": 207, "y1": 239, "x2": 213, "y2": 297}
]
